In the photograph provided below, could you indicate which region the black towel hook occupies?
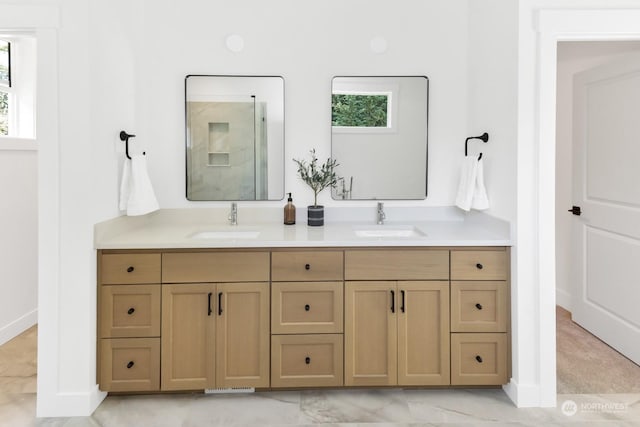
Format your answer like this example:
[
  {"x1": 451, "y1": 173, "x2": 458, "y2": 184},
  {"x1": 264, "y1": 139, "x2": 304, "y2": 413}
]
[
  {"x1": 465, "y1": 132, "x2": 489, "y2": 160},
  {"x1": 119, "y1": 130, "x2": 145, "y2": 159}
]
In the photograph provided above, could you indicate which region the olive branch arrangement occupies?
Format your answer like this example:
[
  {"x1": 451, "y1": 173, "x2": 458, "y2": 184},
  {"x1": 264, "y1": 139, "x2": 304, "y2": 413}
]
[{"x1": 293, "y1": 149, "x2": 340, "y2": 207}]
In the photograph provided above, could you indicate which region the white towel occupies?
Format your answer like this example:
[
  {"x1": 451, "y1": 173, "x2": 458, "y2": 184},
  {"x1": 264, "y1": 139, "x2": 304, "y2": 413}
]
[
  {"x1": 455, "y1": 156, "x2": 478, "y2": 211},
  {"x1": 119, "y1": 155, "x2": 159, "y2": 216},
  {"x1": 471, "y1": 158, "x2": 489, "y2": 210}
]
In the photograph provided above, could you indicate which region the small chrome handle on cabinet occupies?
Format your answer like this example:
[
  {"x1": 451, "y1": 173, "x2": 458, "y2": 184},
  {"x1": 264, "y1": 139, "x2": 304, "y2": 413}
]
[
  {"x1": 476, "y1": 263, "x2": 483, "y2": 270},
  {"x1": 475, "y1": 355, "x2": 483, "y2": 363},
  {"x1": 127, "y1": 266, "x2": 134, "y2": 273},
  {"x1": 127, "y1": 361, "x2": 134, "y2": 369},
  {"x1": 127, "y1": 307, "x2": 135, "y2": 315},
  {"x1": 304, "y1": 304, "x2": 310, "y2": 311},
  {"x1": 305, "y1": 263, "x2": 310, "y2": 270},
  {"x1": 475, "y1": 303, "x2": 483, "y2": 310},
  {"x1": 305, "y1": 357, "x2": 311, "y2": 364}
]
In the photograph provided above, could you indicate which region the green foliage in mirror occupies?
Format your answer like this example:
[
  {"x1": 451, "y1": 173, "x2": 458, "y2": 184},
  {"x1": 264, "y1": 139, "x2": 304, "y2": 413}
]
[{"x1": 332, "y1": 94, "x2": 388, "y2": 127}]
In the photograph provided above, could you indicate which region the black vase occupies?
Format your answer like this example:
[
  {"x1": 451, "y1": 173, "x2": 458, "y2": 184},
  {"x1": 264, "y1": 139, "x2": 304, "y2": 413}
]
[{"x1": 307, "y1": 205, "x2": 324, "y2": 226}]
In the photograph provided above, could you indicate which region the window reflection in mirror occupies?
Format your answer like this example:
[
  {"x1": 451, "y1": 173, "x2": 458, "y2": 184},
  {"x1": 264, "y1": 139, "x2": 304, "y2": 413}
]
[
  {"x1": 331, "y1": 76, "x2": 428, "y2": 200},
  {"x1": 185, "y1": 75, "x2": 285, "y2": 201}
]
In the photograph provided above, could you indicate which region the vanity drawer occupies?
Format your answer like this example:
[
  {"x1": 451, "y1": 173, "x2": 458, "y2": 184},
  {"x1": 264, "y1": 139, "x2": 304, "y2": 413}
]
[
  {"x1": 99, "y1": 285, "x2": 161, "y2": 338},
  {"x1": 100, "y1": 253, "x2": 161, "y2": 285},
  {"x1": 271, "y1": 251, "x2": 343, "y2": 281},
  {"x1": 450, "y1": 249, "x2": 508, "y2": 281},
  {"x1": 272, "y1": 282, "x2": 343, "y2": 334},
  {"x1": 271, "y1": 334, "x2": 343, "y2": 388},
  {"x1": 450, "y1": 333, "x2": 507, "y2": 385},
  {"x1": 99, "y1": 338, "x2": 160, "y2": 392},
  {"x1": 451, "y1": 282, "x2": 507, "y2": 332},
  {"x1": 345, "y1": 250, "x2": 449, "y2": 280},
  {"x1": 162, "y1": 251, "x2": 269, "y2": 283}
]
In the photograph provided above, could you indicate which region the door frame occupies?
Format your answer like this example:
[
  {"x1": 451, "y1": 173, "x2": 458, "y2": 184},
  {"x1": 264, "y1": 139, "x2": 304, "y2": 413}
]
[{"x1": 513, "y1": 7, "x2": 640, "y2": 407}]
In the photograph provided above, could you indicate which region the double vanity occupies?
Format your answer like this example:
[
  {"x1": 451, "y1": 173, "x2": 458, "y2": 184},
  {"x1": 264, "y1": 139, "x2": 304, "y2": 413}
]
[{"x1": 95, "y1": 208, "x2": 511, "y2": 394}]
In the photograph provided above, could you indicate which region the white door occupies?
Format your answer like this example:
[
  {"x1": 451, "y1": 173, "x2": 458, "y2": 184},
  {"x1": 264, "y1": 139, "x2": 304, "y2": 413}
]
[{"x1": 571, "y1": 53, "x2": 640, "y2": 365}]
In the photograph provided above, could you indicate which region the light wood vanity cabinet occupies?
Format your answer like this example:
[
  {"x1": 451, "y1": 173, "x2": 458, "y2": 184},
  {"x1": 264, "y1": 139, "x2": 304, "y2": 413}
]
[
  {"x1": 97, "y1": 246, "x2": 510, "y2": 393},
  {"x1": 344, "y1": 249, "x2": 451, "y2": 387},
  {"x1": 98, "y1": 252, "x2": 162, "y2": 392},
  {"x1": 271, "y1": 250, "x2": 344, "y2": 388},
  {"x1": 450, "y1": 249, "x2": 509, "y2": 385}
]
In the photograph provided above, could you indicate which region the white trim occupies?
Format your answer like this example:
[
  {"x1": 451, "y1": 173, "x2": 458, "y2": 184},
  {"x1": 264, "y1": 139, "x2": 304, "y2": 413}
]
[
  {"x1": 36, "y1": 385, "x2": 107, "y2": 418},
  {"x1": 518, "y1": 6, "x2": 640, "y2": 408},
  {"x1": 555, "y1": 287, "x2": 572, "y2": 312},
  {"x1": 503, "y1": 380, "x2": 542, "y2": 408},
  {"x1": 0, "y1": 137, "x2": 37, "y2": 151},
  {"x1": 0, "y1": 308, "x2": 37, "y2": 346}
]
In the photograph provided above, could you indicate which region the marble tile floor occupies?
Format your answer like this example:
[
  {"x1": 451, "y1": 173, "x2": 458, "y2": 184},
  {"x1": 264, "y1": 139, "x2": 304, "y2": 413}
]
[{"x1": 2, "y1": 325, "x2": 640, "y2": 426}]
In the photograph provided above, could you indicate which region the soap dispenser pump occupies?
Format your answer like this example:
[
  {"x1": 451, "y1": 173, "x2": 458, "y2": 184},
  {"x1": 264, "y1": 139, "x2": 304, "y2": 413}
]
[{"x1": 284, "y1": 193, "x2": 296, "y2": 225}]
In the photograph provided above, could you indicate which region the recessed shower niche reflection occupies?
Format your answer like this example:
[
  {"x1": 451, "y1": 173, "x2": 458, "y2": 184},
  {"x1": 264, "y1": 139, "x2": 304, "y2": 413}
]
[{"x1": 186, "y1": 75, "x2": 285, "y2": 201}]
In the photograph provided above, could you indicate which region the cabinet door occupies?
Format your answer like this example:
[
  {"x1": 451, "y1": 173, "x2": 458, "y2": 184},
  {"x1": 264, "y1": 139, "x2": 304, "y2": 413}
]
[
  {"x1": 161, "y1": 283, "x2": 216, "y2": 391},
  {"x1": 345, "y1": 281, "x2": 397, "y2": 386},
  {"x1": 397, "y1": 281, "x2": 450, "y2": 385},
  {"x1": 216, "y1": 282, "x2": 270, "y2": 388}
]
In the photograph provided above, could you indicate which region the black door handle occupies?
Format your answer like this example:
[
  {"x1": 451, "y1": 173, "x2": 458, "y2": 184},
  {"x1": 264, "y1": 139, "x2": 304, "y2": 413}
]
[
  {"x1": 400, "y1": 290, "x2": 405, "y2": 313},
  {"x1": 127, "y1": 361, "x2": 134, "y2": 369},
  {"x1": 127, "y1": 307, "x2": 135, "y2": 315},
  {"x1": 568, "y1": 206, "x2": 582, "y2": 216},
  {"x1": 207, "y1": 292, "x2": 213, "y2": 316},
  {"x1": 475, "y1": 355, "x2": 483, "y2": 363},
  {"x1": 218, "y1": 292, "x2": 223, "y2": 316},
  {"x1": 390, "y1": 290, "x2": 395, "y2": 313}
]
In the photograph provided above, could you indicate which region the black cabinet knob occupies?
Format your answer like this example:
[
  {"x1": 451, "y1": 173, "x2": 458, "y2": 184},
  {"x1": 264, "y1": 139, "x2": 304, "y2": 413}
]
[
  {"x1": 476, "y1": 263, "x2": 483, "y2": 270},
  {"x1": 127, "y1": 361, "x2": 134, "y2": 369},
  {"x1": 305, "y1": 357, "x2": 311, "y2": 364},
  {"x1": 127, "y1": 266, "x2": 134, "y2": 273},
  {"x1": 304, "y1": 304, "x2": 310, "y2": 311},
  {"x1": 475, "y1": 303, "x2": 483, "y2": 310},
  {"x1": 475, "y1": 355, "x2": 483, "y2": 363},
  {"x1": 305, "y1": 264, "x2": 310, "y2": 270},
  {"x1": 127, "y1": 307, "x2": 135, "y2": 315}
]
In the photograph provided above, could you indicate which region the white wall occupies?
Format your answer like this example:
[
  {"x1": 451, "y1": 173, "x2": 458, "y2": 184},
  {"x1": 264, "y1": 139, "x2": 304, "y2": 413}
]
[
  {"x1": 136, "y1": 0, "x2": 470, "y2": 210},
  {"x1": 0, "y1": 146, "x2": 37, "y2": 345},
  {"x1": 555, "y1": 41, "x2": 640, "y2": 310}
]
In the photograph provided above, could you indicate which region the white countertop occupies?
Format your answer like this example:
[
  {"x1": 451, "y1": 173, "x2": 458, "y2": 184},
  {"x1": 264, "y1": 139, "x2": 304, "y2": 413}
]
[{"x1": 94, "y1": 207, "x2": 512, "y2": 249}]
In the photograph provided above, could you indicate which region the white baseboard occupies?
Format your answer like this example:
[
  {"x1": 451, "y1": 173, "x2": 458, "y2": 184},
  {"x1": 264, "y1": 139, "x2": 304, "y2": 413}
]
[
  {"x1": 555, "y1": 288, "x2": 573, "y2": 312},
  {"x1": 37, "y1": 385, "x2": 107, "y2": 417},
  {"x1": 0, "y1": 308, "x2": 37, "y2": 346},
  {"x1": 503, "y1": 379, "x2": 544, "y2": 407}
]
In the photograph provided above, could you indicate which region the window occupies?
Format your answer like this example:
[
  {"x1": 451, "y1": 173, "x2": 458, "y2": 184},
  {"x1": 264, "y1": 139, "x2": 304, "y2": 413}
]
[
  {"x1": 0, "y1": 35, "x2": 35, "y2": 139},
  {"x1": 0, "y1": 40, "x2": 10, "y2": 135},
  {"x1": 332, "y1": 92, "x2": 390, "y2": 128}
]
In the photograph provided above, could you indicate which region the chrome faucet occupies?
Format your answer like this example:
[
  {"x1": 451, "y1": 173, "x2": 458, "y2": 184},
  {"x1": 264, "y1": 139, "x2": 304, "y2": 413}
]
[
  {"x1": 228, "y1": 202, "x2": 238, "y2": 225},
  {"x1": 376, "y1": 202, "x2": 386, "y2": 225}
]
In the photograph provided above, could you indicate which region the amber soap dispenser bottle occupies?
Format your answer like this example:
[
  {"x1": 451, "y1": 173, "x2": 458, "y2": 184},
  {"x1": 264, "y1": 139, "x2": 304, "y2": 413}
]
[{"x1": 284, "y1": 193, "x2": 296, "y2": 225}]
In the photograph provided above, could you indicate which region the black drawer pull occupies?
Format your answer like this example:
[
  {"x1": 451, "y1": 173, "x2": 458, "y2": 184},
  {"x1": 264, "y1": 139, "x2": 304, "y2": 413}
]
[
  {"x1": 207, "y1": 292, "x2": 213, "y2": 316},
  {"x1": 304, "y1": 304, "x2": 310, "y2": 311},
  {"x1": 475, "y1": 303, "x2": 483, "y2": 310},
  {"x1": 218, "y1": 292, "x2": 223, "y2": 316},
  {"x1": 127, "y1": 266, "x2": 134, "y2": 273},
  {"x1": 305, "y1": 357, "x2": 311, "y2": 364},
  {"x1": 127, "y1": 307, "x2": 135, "y2": 315},
  {"x1": 390, "y1": 290, "x2": 395, "y2": 313},
  {"x1": 475, "y1": 355, "x2": 483, "y2": 363},
  {"x1": 476, "y1": 263, "x2": 483, "y2": 270},
  {"x1": 400, "y1": 290, "x2": 405, "y2": 313},
  {"x1": 305, "y1": 263, "x2": 310, "y2": 270},
  {"x1": 127, "y1": 361, "x2": 134, "y2": 369}
]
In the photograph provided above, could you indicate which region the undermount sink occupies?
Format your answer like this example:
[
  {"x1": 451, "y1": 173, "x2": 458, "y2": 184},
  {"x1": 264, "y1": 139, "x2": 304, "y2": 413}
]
[
  {"x1": 189, "y1": 228, "x2": 261, "y2": 239},
  {"x1": 352, "y1": 225, "x2": 426, "y2": 238}
]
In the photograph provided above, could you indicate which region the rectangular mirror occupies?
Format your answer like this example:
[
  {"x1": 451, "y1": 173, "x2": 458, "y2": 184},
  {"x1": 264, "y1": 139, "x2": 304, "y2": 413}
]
[
  {"x1": 185, "y1": 75, "x2": 285, "y2": 201},
  {"x1": 331, "y1": 76, "x2": 428, "y2": 200}
]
